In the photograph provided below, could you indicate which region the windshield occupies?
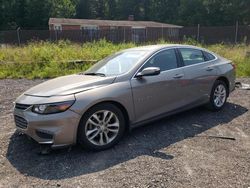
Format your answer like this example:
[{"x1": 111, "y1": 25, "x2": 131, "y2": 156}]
[{"x1": 85, "y1": 50, "x2": 148, "y2": 76}]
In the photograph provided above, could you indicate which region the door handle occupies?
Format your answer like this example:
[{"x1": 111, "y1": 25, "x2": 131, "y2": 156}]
[
  {"x1": 206, "y1": 67, "x2": 214, "y2": 71},
  {"x1": 173, "y1": 74, "x2": 184, "y2": 79}
]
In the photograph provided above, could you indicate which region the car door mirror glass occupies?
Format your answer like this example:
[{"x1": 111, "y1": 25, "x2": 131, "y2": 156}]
[{"x1": 136, "y1": 67, "x2": 161, "y2": 78}]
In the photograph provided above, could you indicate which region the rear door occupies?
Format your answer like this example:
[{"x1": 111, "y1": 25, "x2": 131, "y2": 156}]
[
  {"x1": 177, "y1": 48, "x2": 218, "y2": 104},
  {"x1": 130, "y1": 49, "x2": 186, "y2": 123}
]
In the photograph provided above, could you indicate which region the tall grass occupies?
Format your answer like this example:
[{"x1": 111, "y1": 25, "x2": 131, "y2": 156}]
[
  {"x1": 0, "y1": 39, "x2": 249, "y2": 79},
  {"x1": 208, "y1": 44, "x2": 250, "y2": 77}
]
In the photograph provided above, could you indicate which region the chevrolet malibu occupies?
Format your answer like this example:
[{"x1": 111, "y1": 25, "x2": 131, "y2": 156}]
[{"x1": 14, "y1": 45, "x2": 235, "y2": 150}]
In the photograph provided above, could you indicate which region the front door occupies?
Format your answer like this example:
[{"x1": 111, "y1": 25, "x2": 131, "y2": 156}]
[{"x1": 130, "y1": 49, "x2": 186, "y2": 123}]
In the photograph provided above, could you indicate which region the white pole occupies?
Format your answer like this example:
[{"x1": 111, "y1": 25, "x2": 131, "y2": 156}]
[
  {"x1": 17, "y1": 27, "x2": 21, "y2": 45},
  {"x1": 161, "y1": 24, "x2": 163, "y2": 39},
  {"x1": 197, "y1": 24, "x2": 200, "y2": 42},
  {"x1": 123, "y1": 27, "x2": 126, "y2": 42}
]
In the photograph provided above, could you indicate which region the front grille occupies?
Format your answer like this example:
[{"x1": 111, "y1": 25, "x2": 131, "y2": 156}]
[
  {"x1": 14, "y1": 115, "x2": 28, "y2": 129},
  {"x1": 15, "y1": 103, "x2": 31, "y2": 110}
]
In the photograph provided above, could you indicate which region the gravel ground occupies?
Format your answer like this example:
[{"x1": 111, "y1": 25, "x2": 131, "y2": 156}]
[{"x1": 0, "y1": 79, "x2": 250, "y2": 188}]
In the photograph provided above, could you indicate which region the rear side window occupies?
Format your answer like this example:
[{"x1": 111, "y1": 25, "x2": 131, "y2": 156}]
[
  {"x1": 179, "y1": 48, "x2": 205, "y2": 66},
  {"x1": 141, "y1": 49, "x2": 178, "y2": 72},
  {"x1": 203, "y1": 51, "x2": 216, "y2": 61}
]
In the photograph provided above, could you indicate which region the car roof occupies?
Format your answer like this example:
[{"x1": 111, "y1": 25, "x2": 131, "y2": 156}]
[{"x1": 123, "y1": 44, "x2": 205, "y2": 53}]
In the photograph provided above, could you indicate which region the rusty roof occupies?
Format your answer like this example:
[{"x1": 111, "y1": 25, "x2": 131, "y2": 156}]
[{"x1": 49, "y1": 18, "x2": 182, "y2": 28}]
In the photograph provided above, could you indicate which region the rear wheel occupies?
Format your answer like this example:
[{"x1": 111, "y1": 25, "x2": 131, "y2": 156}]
[
  {"x1": 77, "y1": 103, "x2": 126, "y2": 151},
  {"x1": 207, "y1": 80, "x2": 228, "y2": 111}
]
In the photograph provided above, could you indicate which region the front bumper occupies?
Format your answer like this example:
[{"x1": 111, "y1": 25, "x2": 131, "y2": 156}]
[{"x1": 13, "y1": 95, "x2": 81, "y2": 148}]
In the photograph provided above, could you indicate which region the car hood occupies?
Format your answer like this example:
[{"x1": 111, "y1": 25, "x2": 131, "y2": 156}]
[{"x1": 24, "y1": 74, "x2": 116, "y2": 97}]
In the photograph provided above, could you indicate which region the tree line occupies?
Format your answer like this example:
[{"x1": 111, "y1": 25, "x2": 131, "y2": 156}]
[{"x1": 1, "y1": 0, "x2": 250, "y2": 30}]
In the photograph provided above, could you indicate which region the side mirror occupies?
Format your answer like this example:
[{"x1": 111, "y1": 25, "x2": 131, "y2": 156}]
[{"x1": 136, "y1": 67, "x2": 161, "y2": 78}]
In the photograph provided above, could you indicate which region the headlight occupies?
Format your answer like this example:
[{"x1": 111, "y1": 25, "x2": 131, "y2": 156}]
[{"x1": 32, "y1": 100, "x2": 75, "y2": 114}]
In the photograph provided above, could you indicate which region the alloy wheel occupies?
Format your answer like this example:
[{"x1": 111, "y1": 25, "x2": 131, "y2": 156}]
[
  {"x1": 85, "y1": 110, "x2": 120, "y2": 146},
  {"x1": 213, "y1": 84, "x2": 227, "y2": 108}
]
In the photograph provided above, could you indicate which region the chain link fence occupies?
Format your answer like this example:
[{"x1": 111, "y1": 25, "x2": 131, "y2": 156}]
[
  {"x1": 1, "y1": 25, "x2": 250, "y2": 45},
  {"x1": 181, "y1": 25, "x2": 250, "y2": 44}
]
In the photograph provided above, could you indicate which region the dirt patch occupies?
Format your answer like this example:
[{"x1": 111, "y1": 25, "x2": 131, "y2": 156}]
[{"x1": 0, "y1": 79, "x2": 250, "y2": 188}]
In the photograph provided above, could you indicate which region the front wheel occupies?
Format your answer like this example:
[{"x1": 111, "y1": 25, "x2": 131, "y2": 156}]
[
  {"x1": 207, "y1": 80, "x2": 228, "y2": 111},
  {"x1": 77, "y1": 103, "x2": 126, "y2": 151}
]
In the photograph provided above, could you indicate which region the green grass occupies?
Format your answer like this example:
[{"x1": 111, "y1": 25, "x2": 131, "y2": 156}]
[
  {"x1": 0, "y1": 39, "x2": 250, "y2": 79},
  {"x1": 207, "y1": 44, "x2": 250, "y2": 77}
]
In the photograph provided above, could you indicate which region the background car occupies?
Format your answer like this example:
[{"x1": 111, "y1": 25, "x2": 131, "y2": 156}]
[{"x1": 13, "y1": 45, "x2": 235, "y2": 150}]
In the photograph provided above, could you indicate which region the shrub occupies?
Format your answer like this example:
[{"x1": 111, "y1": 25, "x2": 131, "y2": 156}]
[{"x1": 0, "y1": 40, "x2": 249, "y2": 79}]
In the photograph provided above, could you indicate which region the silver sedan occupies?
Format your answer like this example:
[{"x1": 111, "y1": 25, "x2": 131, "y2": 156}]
[{"x1": 13, "y1": 45, "x2": 236, "y2": 150}]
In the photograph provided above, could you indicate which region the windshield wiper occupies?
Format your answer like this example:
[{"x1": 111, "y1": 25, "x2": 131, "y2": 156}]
[{"x1": 84, "y1": 72, "x2": 106, "y2": 77}]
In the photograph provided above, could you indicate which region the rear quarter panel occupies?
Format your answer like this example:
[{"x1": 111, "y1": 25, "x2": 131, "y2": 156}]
[{"x1": 215, "y1": 57, "x2": 236, "y2": 92}]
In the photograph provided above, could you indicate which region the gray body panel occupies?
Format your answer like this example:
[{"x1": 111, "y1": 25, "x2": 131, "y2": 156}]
[
  {"x1": 131, "y1": 67, "x2": 186, "y2": 123},
  {"x1": 13, "y1": 44, "x2": 236, "y2": 147},
  {"x1": 24, "y1": 74, "x2": 116, "y2": 97}
]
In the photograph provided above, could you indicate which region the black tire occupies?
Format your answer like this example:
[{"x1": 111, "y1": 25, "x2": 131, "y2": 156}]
[
  {"x1": 206, "y1": 80, "x2": 228, "y2": 111},
  {"x1": 77, "y1": 103, "x2": 126, "y2": 151}
]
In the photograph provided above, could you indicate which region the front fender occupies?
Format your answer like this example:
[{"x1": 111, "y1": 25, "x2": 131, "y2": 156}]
[{"x1": 72, "y1": 81, "x2": 135, "y2": 123}]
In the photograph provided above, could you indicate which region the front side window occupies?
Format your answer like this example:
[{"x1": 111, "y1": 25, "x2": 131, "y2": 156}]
[
  {"x1": 141, "y1": 49, "x2": 178, "y2": 72},
  {"x1": 179, "y1": 48, "x2": 205, "y2": 66},
  {"x1": 85, "y1": 50, "x2": 148, "y2": 76}
]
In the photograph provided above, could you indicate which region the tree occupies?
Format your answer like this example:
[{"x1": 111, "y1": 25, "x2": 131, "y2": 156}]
[
  {"x1": 23, "y1": 0, "x2": 51, "y2": 29},
  {"x1": 76, "y1": 0, "x2": 91, "y2": 19},
  {"x1": 1, "y1": 0, "x2": 250, "y2": 30},
  {"x1": 92, "y1": 0, "x2": 105, "y2": 19},
  {"x1": 0, "y1": 0, "x2": 6, "y2": 29},
  {"x1": 1, "y1": 0, "x2": 20, "y2": 29},
  {"x1": 177, "y1": 0, "x2": 207, "y2": 26},
  {"x1": 105, "y1": 0, "x2": 118, "y2": 19},
  {"x1": 51, "y1": 0, "x2": 76, "y2": 18}
]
